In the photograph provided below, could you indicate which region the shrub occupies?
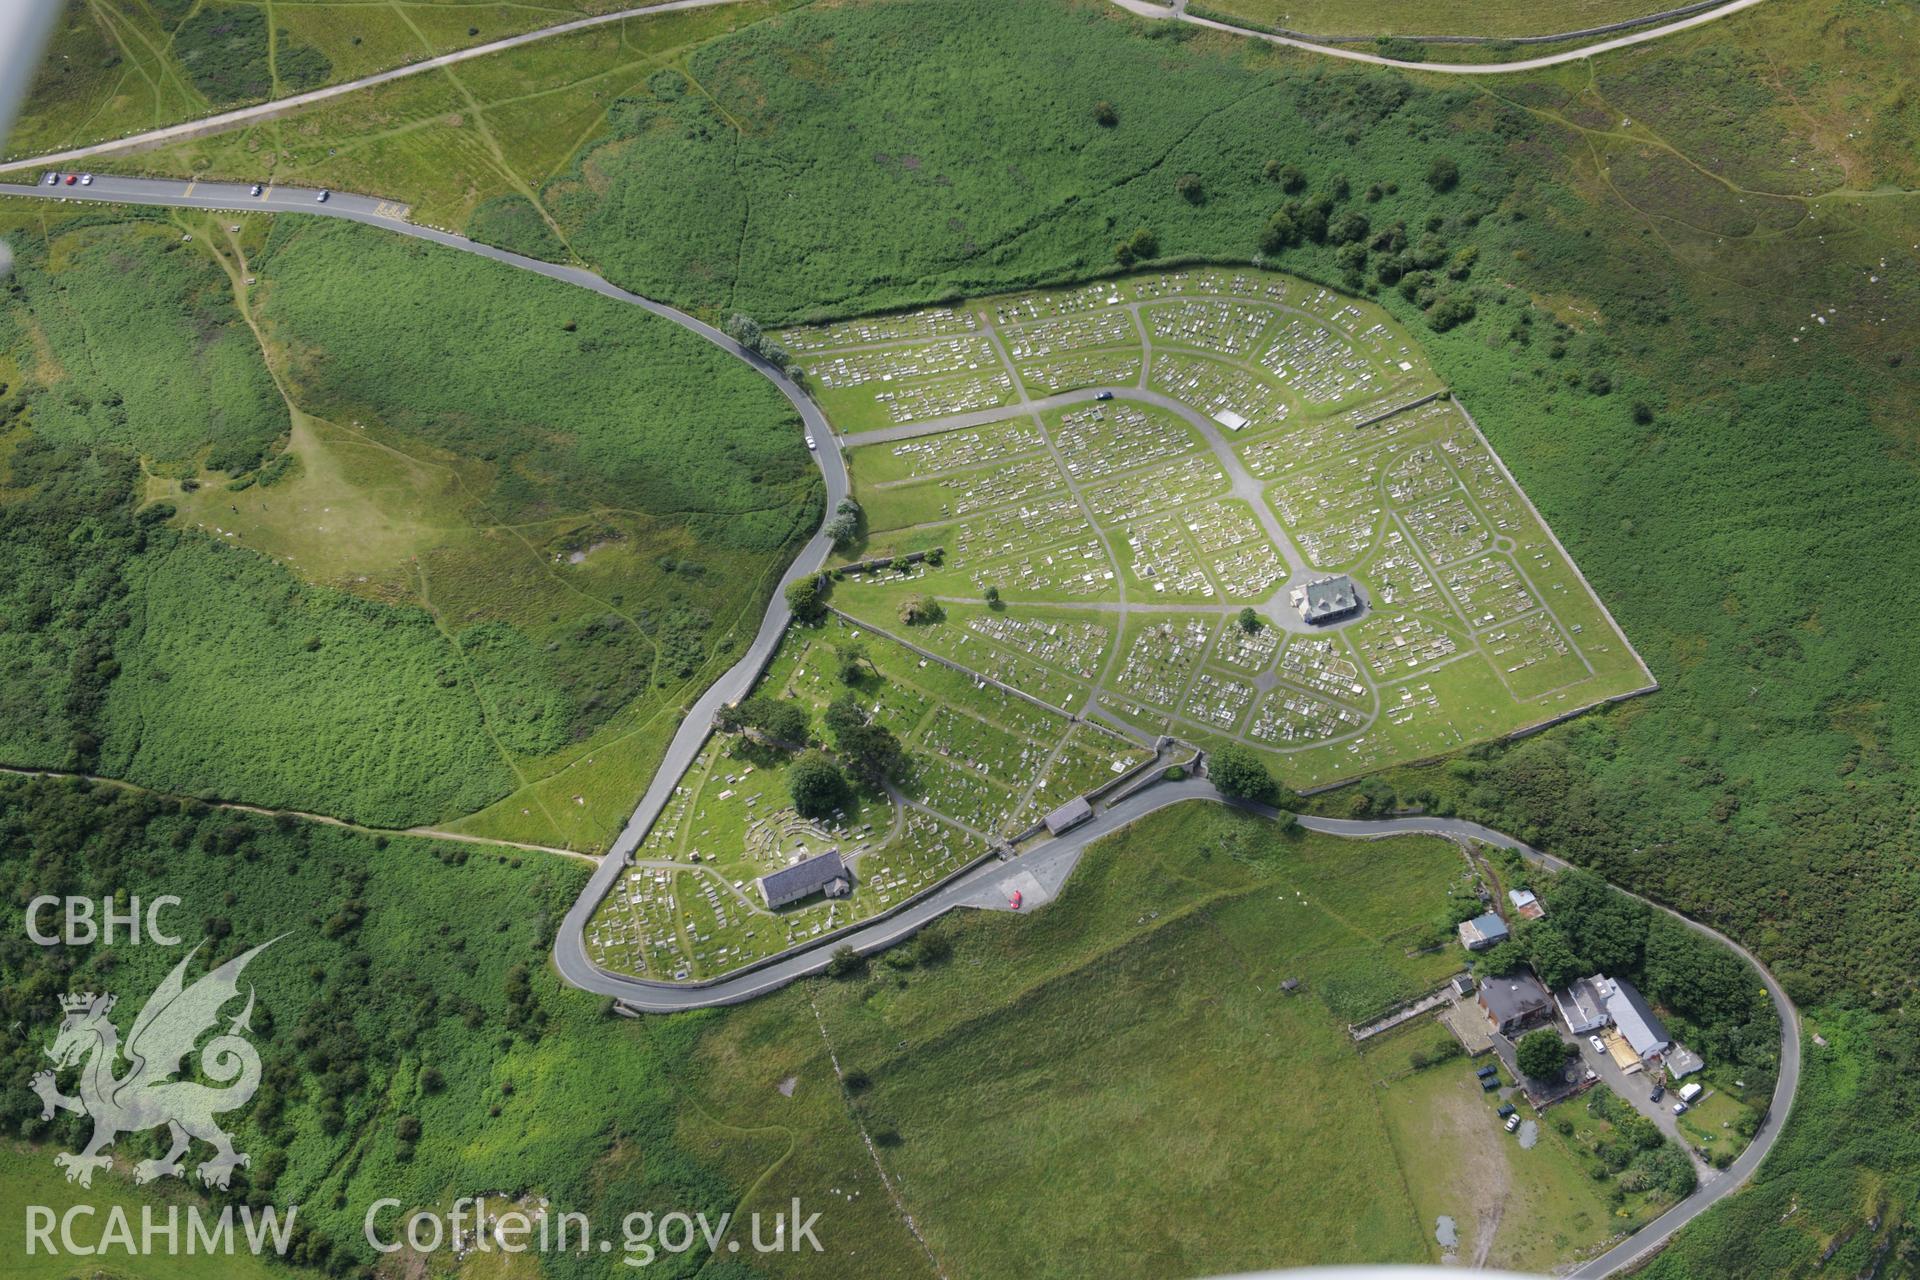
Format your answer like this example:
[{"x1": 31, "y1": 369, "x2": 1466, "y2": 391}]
[
  {"x1": 1211, "y1": 744, "x2": 1278, "y2": 804},
  {"x1": 788, "y1": 751, "x2": 849, "y2": 818}
]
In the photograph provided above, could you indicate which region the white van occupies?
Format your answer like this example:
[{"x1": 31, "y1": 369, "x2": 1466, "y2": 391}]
[{"x1": 1677, "y1": 1082, "x2": 1705, "y2": 1105}]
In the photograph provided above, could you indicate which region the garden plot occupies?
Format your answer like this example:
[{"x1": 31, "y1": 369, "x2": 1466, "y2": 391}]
[
  {"x1": 1150, "y1": 353, "x2": 1291, "y2": 432},
  {"x1": 1402, "y1": 492, "x2": 1493, "y2": 566},
  {"x1": 1350, "y1": 612, "x2": 1462, "y2": 679},
  {"x1": 1050, "y1": 401, "x2": 1200, "y2": 482},
  {"x1": 1182, "y1": 669, "x2": 1257, "y2": 731},
  {"x1": 1004, "y1": 308, "x2": 1137, "y2": 359},
  {"x1": 1259, "y1": 316, "x2": 1388, "y2": 408},
  {"x1": 1084, "y1": 453, "x2": 1229, "y2": 524},
  {"x1": 1180, "y1": 499, "x2": 1266, "y2": 554},
  {"x1": 1017, "y1": 349, "x2": 1143, "y2": 395},
  {"x1": 864, "y1": 418, "x2": 1046, "y2": 484},
  {"x1": 1211, "y1": 539, "x2": 1287, "y2": 598},
  {"x1": 1144, "y1": 298, "x2": 1276, "y2": 357},
  {"x1": 778, "y1": 306, "x2": 978, "y2": 352},
  {"x1": 1122, "y1": 515, "x2": 1216, "y2": 599},
  {"x1": 1249, "y1": 685, "x2": 1369, "y2": 747},
  {"x1": 1277, "y1": 635, "x2": 1371, "y2": 705},
  {"x1": 1212, "y1": 616, "x2": 1281, "y2": 675},
  {"x1": 1439, "y1": 554, "x2": 1541, "y2": 629},
  {"x1": 1112, "y1": 617, "x2": 1214, "y2": 709}
]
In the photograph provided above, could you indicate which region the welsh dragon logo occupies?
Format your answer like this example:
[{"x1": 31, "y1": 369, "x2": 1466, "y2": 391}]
[{"x1": 31, "y1": 938, "x2": 275, "y2": 1190}]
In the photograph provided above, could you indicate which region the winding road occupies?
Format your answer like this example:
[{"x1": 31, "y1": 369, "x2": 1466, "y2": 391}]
[
  {"x1": 0, "y1": 0, "x2": 1773, "y2": 180},
  {"x1": 0, "y1": 174, "x2": 1795, "y2": 1279}
]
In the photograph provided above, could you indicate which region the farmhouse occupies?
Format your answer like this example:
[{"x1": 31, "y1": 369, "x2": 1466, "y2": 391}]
[
  {"x1": 1458, "y1": 911, "x2": 1510, "y2": 951},
  {"x1": 1477, "y1": 971, "x2": 1552, "y2": 1035},
  {"x1": 1293, "y1": 574, "x2": 1363, "y2": 626},
  {"x1": 1044, "y1": 795, "x2": 1094, "y2": 836},
  {"x1": 758, "y1": 851, "x2": 852, "y2": 909}
]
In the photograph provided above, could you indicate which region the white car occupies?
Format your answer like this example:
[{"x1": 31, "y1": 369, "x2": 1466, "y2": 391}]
[
  {"x1": 315, "y1": 190, "x2": 330, "y2": 203},
  {"x1": 43, "y1": 172, "x2": 58, "y2": 186},
  {"x1": 79, "y1": 174, "x2": 93, "y2": 186},
  {"x1": 1588, "y1": 1035, "x2": 1606, "y2": 1054},
  {"x1": 804, "y1": 434, "x2": 817, "y2": 450}
]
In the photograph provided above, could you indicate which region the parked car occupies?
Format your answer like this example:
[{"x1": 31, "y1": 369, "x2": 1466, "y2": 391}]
[
  {"x1": 315, "y1": 190, "x2": 330, "y2": 203},
  {"x1": 63, "y1": 174, "x2": 77, "y2": 185},
  {"x1": 43, "y1": 172, "x2": 58, "y2": 186},
  {"x1": 1504, "y1": 1114, "x2": 1522, "y2": 1133},
  {"x1": 1589, "y1": 1035, "x2": 1607, "y2": 1054},
  {"x1": 79, "y1": 174, "x2": 93, "y2": 186},
  {"x1": 1008, "y1": 889, "x2": 1022, "y2": 910},
  {"x1": 1496, "y1": 1104, "x2": 1516, "y2": 1119},
  {"x1": 1095, "y1": 390, "x2": 1114, "y2": 401},
  {"x1": 1673, "y1": 1101, "x2": 1690, "y2": 1115},
  {"x1": 1649, "y1": 1085, "x2": 1666, "y2": 1103},
  {"x1": 250, "y1": 184, "x2": 264, "y2": 197}
]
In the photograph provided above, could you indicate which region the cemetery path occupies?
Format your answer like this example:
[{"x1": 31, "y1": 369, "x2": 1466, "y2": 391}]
[{"x1": 0, "y1": 176, "x2": 1793, "y2": 1279}]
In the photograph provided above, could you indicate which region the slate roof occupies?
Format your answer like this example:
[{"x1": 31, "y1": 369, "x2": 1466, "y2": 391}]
[
  {"x1": 1605, "y1": 976, "x2": 1670, "y2": 1059},
  {"x1": 759, "y1": 851, "x2": 848, "y2": 909},
  {"x1": 1044, "y1": 795, "x2": 1093, "y2": 835},
  {"x1": 1298, "y1": 574, "x2": 1362, "y2": 625},
  {"x1": 1478, "y1": 971, "x2": 1552, "y2": 1027}
]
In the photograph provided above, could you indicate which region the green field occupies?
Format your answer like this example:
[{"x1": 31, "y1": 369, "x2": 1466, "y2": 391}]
[{"x1": 0, "y1": 204, "x2": 815, "y2": 842}]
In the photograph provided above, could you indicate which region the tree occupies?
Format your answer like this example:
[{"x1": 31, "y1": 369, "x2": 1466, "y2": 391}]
[
  {"x1": 824, "y1": 945, "x2": 864, "y2": 978},
  {"x1": 1523, "y1": 922, "x2": 1583, "y2": 991},
  {"x1": 1425, "y1": 293, "x2": 1476, "y2": 333},
  {"x1": 1426, "y1": 156, "x2": 1460, "y2": 192},
  {"x1": 899, "y1": 594, "x2": 943, "y2": 626},
  {"x1": 1516, "y1": 1028, "x2": 1574, "y2": 1080},
  {"x1": 824, "y1": 693, "x2": 905, "y2": 786},
  {"x1": 1260, "y1": 208, "x2": 1299, "y2": 254},
  {"x1": 824, "y1": 512, "x2": 858, "y2": 547},
  {"x1": 1329, "y1": 210, "x2": 1369, "y2": 244},
  {"x1": 1477, "y1": 938, "x2": 1528, "y2": 977},
  {"x1": 785, "y1": 573, "x2": 828, "y2": 624},
  {"x1": 1175, "y1": 172, "x2": 1204, "y2": 204},
  {"x1": 836, "y1": 641, "x2": 871, "y2": 684},
  {"x1": 1113, "y1": 226, "x2": 1158, "y2": 267},
  {"x1": 983, "y1": 584, "x2": 1002, "y2": 608},
  {"x1": 1272, "y1": 162, "x2": 1306, "y2": 193},
  {"x1": 1211, "y1": 743, "x2": 1278, "y2": 805},
  {"x1": 1237, "y1": 606, "x2": 1261, "y2": 633},
  {"x1": 788, "y1": 752, "x2": 849, "y2": 819},
  {"x1": 1093, "y1": 100, "x2": 1117, "y2": 127},
  {"x1": 752, "y1": 698, "x2": 810, "y2": 746}
]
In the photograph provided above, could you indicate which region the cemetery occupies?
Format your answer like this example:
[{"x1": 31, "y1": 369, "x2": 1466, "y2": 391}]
[{"x1": 780, "y1": 267, "x2": 1650, "y2": 802}]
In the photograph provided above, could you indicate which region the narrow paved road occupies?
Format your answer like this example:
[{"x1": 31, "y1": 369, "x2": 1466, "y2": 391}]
[
  {"x1": 0, "y1": 0, "x2": 1774, "y2": 180},
  {"x1": 0, "y1": 175, "x2": 1794, "y2": 1280}
]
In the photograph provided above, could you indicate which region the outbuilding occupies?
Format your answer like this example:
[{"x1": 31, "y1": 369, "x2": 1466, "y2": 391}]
[
  {"x1": 1044, "y1": 795, "x2": 1094, "y2": 836},
  {"x1": 1458, "y1": 911, "x2": 1510, "y2": 951}
]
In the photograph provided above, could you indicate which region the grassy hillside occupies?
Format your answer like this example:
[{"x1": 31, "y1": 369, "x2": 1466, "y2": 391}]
[{"x1": 0, "y1": 205, "x2": 817, "y2": 841}]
